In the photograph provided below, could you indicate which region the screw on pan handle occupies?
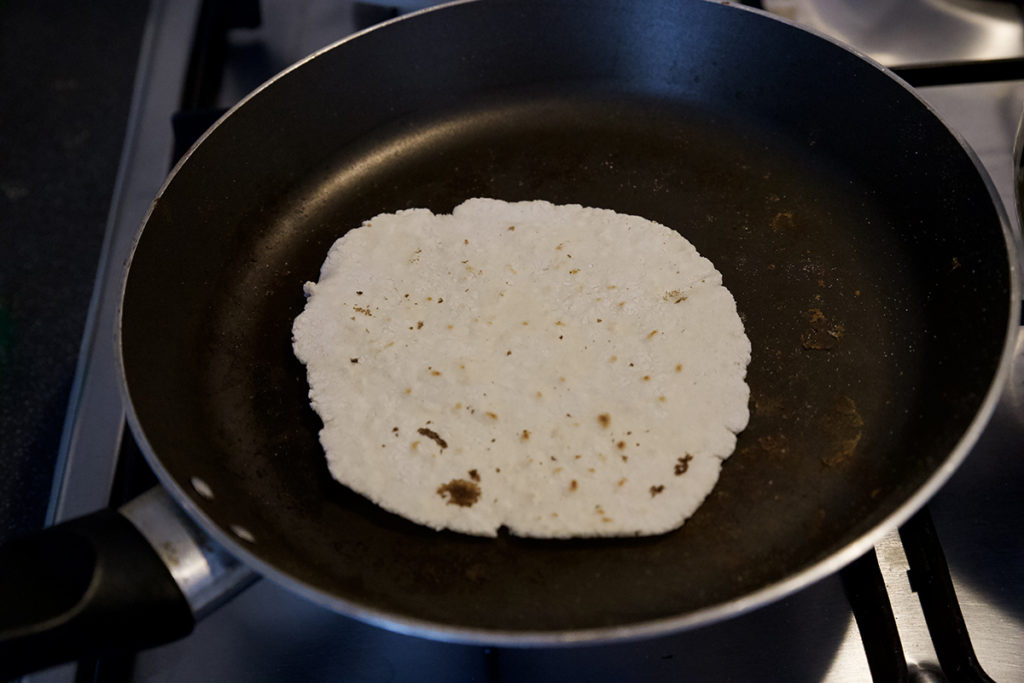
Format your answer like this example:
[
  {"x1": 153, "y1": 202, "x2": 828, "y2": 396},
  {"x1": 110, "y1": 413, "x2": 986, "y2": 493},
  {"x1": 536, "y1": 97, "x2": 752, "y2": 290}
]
[{"x1": 0, "y1": 508, "x2": 195, "y2": 679}]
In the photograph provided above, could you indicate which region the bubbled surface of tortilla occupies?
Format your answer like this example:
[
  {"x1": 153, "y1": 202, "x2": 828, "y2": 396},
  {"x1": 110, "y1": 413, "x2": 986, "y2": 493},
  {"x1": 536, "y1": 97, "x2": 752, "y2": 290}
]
[{"x1": 292, "y1": 199, "x2": 750, "y2": 538}]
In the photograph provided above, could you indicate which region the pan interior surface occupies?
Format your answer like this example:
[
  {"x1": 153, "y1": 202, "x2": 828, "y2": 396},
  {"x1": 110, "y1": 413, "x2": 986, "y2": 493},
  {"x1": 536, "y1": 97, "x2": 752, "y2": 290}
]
[{"x1": 120, "y1": 0, "x2": 1011, "y2": 638}]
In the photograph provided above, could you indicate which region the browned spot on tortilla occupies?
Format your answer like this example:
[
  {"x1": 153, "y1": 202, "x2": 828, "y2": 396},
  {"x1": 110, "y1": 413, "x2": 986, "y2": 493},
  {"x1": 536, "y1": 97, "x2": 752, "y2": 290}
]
[
  {"x1": 350, "y1": 358, "x2": 359, "y2": 363},
  {"x1": 468, "y1": 469, "x2": 480, "y2": 482},
  {"x1": 417, "y1": 427, "x2": 447, "y2": 450},
  {"x1": 674, "y1": 455, "x2": 693, "y2": 475},
  {"x1": 521, "y1": 429, "x2": 530, "y2": 441},
  {"x1": 597, "y1": 413, "x2": 611, "y2": 428},
  {"x1": 430, "y1": 370, "x2": 442, "y2": 376},
  {"x1": 485, "y1": 411, "x2": 498, "y2": 420},
  {"x1": 650, "y1": 485, "x2": 665, "y2": 497},
  {"x1": 770, "y1": 211, "x2": 794, "y2": 231},
  {"x1": 437, "y1": 479, "x2": 481, "y2": 507},
  {"x1": 616, "y1": 441, "x2": 626, "y2": 450},
  {"x1": 647, "y1": 329, "x2": 659, "y2": 339},
  {"x1": 820, "y1": 395, "x2": 864, "y2": 467},
  {"x1": 353, "y1": 306, "x2": 372, "y2": 316},
  {"x1": 416, "y1": 321, "x2": 424, "y2": 329},
  {"x1": 618, "y1": 477, "x2": 627, "y2": 486},
  {"x1": 570, "y1": 479, "x2": 578, "y2": 491},
  {"x1": 675, "y1": 364, "x2": 682, "y2": 372},
  {"x1": 643, "y1": 375, "x2": 651, "y2": 381},
  {"x1": 507, "y1": 225, "x2": 515, "y2": 231}
]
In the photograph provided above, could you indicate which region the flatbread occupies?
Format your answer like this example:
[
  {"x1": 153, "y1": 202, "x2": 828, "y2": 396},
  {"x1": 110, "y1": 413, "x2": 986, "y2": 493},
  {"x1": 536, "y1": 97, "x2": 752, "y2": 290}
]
[{"x1": 292, "y1": 198, "x2": 750, "y2": 537}]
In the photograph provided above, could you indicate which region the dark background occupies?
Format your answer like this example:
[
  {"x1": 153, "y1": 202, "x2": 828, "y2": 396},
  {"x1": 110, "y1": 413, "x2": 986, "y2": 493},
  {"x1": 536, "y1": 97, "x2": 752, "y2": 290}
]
[{"x1": 0, "y1": 1, "x2": 150, "y2": 545}]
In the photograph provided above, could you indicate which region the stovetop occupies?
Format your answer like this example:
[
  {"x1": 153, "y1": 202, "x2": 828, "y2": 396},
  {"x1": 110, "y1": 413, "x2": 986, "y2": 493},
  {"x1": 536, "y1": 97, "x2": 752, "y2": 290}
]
[{"x1": 26, "y1": 1, "x2": 1024, "y2": 681}]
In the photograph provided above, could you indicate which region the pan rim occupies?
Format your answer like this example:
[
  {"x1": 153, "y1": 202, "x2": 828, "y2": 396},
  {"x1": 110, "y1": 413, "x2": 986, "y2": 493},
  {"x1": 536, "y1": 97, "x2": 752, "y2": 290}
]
[{"x1": 116, "y1": 0, "x2": 1023, "y2": 645}]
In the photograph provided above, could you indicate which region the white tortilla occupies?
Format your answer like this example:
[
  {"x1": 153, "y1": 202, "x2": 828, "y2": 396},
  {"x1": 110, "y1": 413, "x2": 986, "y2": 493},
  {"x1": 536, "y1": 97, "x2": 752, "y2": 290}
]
[{"x1": 292, "y1": 198, "x2": 750, "y2": 537}]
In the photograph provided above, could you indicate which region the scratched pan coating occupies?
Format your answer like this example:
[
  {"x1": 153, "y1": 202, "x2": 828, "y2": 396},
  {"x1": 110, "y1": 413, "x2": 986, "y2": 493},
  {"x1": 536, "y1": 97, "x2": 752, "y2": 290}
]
[{"x1": 120, "y1": 0, "x2": 1014, "y2": 639}]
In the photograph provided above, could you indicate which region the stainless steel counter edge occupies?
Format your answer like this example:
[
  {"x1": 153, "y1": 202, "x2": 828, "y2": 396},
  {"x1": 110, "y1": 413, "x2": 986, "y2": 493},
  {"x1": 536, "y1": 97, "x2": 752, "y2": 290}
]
[
  {"x1": 45, "y1": 0, "x2": 202, "y2": 527},
  {"x1": 25, "y1": 1, "x2": 203, "y2": 681}
]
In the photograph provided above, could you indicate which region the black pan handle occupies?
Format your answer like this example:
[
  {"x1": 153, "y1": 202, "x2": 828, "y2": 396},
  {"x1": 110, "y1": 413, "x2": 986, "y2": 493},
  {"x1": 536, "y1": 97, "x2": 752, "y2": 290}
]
[
  {"x1": 0, "y1": 488, "x2": 255, "y2": 679},
  {"x1": 0, "y1": 507, "x2": 194, "y2": 679}
]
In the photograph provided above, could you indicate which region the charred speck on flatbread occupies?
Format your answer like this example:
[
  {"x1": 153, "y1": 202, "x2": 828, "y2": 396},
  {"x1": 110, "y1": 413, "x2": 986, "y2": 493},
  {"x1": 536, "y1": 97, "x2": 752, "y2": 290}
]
[
  {"x1": 417, "y1": 427, "x2": 447, "y2": 449},
  {"x1": 675, "y1": 455, "x2": 694, "y2": 475},
  {"x1": 292, "y1": 199, "x2": 751, "y2": 538},
  {"x1": 437, "y1": 479, "x2": 481, "y2": 507}
]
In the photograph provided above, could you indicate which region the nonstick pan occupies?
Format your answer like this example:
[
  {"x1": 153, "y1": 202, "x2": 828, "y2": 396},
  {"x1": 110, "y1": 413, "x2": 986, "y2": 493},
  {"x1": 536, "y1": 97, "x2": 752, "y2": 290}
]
[{"x1": 1, "y1": 0, "x2": 1018, "y2": 674}]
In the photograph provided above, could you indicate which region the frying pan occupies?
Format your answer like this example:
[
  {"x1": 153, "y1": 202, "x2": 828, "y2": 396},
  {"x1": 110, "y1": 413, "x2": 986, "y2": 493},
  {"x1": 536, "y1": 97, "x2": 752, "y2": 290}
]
[{"x1": 1, "y1": 0, "x2": 1018, "y2": 675}]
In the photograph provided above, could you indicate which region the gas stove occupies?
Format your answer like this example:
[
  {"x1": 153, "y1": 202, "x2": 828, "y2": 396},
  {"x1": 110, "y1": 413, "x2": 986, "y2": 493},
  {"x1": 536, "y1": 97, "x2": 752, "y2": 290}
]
[{"x1": 26, "y1": 1, "x2": 1024, "y2": 681}]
